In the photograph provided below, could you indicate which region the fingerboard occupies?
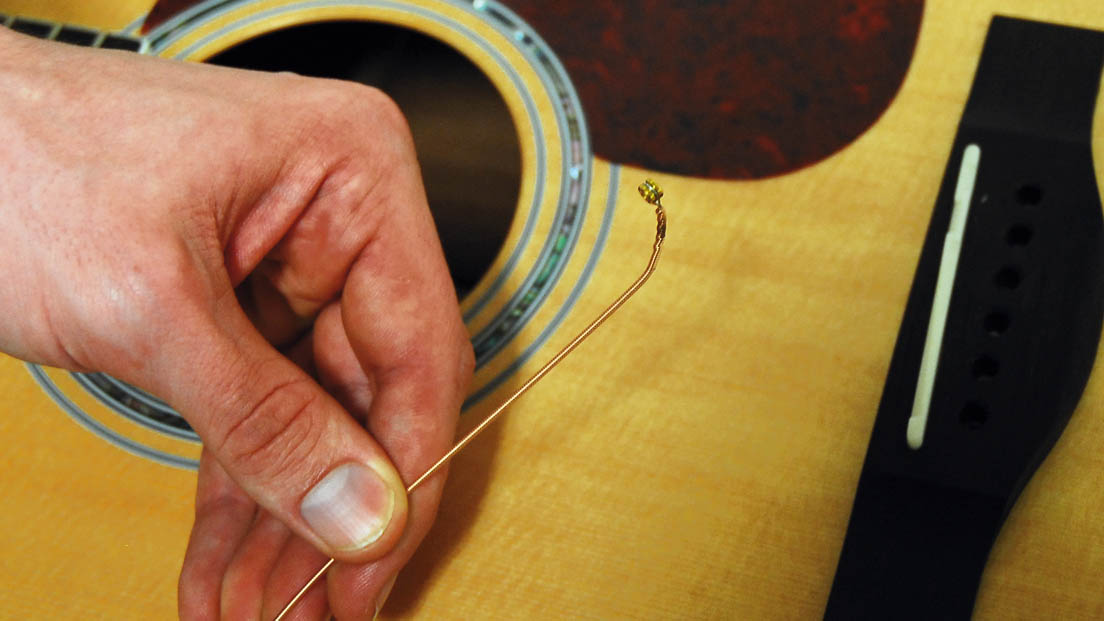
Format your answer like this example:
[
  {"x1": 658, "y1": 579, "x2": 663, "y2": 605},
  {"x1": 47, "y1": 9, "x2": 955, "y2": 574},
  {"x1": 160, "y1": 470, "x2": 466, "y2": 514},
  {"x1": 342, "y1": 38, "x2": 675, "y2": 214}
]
[{"x1": 0, "y1": 13, "x2": 145, "y2": 52}]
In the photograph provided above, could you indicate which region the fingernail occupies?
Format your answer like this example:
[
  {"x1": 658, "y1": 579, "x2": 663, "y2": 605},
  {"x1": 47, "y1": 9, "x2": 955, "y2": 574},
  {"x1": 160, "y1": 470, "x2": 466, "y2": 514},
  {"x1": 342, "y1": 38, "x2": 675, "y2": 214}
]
[
  {"x1": 301, "y1": 463, "x2": 396, "y2": 552},
  {"x1": 373, "y1": 575, "x2": 397, "y2": 620}
]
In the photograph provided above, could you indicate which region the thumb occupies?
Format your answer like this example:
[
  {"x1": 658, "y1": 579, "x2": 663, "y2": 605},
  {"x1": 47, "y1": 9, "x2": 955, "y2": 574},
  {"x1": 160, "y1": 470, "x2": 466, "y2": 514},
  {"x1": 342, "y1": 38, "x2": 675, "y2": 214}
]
[{"x1": 152, "y1": 308, "x2": 408, "y2": 563}]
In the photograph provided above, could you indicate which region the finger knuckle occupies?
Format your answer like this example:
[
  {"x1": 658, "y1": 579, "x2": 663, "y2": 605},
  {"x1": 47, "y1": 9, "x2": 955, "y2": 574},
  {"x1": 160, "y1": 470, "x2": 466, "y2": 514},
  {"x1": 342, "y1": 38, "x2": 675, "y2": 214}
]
[
  {"x1": 214, "y1": 377, "x2": 323, "y2": 482},
  {"x1": 292, "y1": 82, "x2": 419, "y2": 218},
  {"x1": 344, "y1": 83, "x2": 408, "y2": 132},
  {"x1": 322, "y1": 84, "x2": 416, "y2": 161},
  {"x1": 304, "y1": 82, "x2": 410, "y2": 139}
]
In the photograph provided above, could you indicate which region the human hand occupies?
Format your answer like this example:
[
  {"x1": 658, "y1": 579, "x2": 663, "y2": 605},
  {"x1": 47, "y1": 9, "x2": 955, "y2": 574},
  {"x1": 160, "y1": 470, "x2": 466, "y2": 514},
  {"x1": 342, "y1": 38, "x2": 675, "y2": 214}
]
[{"x1": 0, "y1": 28, "x2": 472, "y2": 619}]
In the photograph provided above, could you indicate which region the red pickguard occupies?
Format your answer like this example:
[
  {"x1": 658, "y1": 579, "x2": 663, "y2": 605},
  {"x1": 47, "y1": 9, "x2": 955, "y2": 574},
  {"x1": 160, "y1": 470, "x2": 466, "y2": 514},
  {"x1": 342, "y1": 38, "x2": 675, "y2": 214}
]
[{"x1": 145, "y1": 0, "x2": 923, "y2": 180}]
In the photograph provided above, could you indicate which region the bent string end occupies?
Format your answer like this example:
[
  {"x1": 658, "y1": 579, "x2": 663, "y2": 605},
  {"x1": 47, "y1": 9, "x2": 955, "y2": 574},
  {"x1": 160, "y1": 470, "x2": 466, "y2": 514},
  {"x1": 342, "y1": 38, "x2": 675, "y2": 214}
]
[{"x1": 274, "y1": 179, "x2": 668, "y2": 621}]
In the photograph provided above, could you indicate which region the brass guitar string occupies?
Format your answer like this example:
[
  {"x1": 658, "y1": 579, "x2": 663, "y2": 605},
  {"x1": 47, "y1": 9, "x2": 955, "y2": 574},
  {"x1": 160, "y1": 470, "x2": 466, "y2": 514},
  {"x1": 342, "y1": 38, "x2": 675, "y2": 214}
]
[{"x1": 274, "y1": 179, "x2": 668, "y2": 621}]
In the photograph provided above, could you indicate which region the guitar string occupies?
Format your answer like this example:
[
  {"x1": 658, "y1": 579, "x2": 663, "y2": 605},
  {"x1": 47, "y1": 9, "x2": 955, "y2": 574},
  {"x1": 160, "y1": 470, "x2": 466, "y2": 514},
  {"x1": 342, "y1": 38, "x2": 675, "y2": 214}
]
[{"x1": 273, "y1": 179, "x2": 668, "y2": 621}]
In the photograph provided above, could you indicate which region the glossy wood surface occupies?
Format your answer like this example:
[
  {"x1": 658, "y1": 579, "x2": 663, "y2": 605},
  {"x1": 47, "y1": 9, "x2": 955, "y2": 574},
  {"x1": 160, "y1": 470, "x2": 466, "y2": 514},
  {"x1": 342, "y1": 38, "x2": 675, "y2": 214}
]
[{"x1": 1, "y1": 1, "x2": 1104, "y2": 619}]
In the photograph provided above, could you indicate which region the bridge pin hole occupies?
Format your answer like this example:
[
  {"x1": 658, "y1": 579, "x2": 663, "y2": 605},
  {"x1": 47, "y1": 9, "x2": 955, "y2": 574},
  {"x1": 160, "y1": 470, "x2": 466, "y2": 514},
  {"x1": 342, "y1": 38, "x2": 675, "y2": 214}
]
[
  {"x1": 1016, "y1": 184, "x2": 1043, "y2": 205},
  {"x1": 1006, "y1": 224, "x2": 1033, "y2": 246},
  {"x1": 971, "y1": 355, "x2": 999, "y2": 380},
  {"x1": 960, "y1": 402, "x2": 989, "y2": 430},
  {"x1": 994, "y1": 266, "x2": 1023, "y2": 290},
  {"x1": 983, "y1": 311, "x2": 1010, "y2": 336}
]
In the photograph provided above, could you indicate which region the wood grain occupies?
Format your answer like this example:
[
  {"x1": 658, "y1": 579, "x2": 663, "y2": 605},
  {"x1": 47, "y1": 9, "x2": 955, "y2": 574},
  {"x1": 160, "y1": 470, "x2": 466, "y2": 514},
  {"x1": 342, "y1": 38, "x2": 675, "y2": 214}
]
[{"x1": 0, "y1": 1, "x2": 1103, "y2": 620}]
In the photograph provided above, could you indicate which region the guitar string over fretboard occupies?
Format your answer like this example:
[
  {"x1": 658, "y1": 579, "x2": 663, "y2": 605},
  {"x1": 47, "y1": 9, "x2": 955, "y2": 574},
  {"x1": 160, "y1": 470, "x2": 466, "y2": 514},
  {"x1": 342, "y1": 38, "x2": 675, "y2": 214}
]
[{"x1": 274, "y1": 180, "x2": 668, "y2": 620}]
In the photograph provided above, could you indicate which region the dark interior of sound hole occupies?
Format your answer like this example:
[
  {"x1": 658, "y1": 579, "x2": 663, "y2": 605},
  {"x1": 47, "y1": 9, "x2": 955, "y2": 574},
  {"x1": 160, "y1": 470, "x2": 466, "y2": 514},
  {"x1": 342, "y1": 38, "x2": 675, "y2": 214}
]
[{"x1": 208, "y1": 21, "x2": 521, "y2": 298}]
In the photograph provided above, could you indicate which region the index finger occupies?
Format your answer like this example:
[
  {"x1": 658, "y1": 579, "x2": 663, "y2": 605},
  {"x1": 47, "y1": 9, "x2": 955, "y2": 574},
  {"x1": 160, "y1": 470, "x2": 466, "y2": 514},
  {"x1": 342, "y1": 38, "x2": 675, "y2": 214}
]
[
  {"x1": 322, "y1": 167, "x2": 472, "y2": 620},
  {"x1": 340, "y1": 164, "x2": 473, "y2": 485}
]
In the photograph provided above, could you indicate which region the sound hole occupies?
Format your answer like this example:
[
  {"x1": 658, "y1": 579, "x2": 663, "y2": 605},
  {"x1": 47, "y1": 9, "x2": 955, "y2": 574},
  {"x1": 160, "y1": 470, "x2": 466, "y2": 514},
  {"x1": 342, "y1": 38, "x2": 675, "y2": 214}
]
[{"x1": 208, "y1": 21, "x2": 522, "y2": 298}]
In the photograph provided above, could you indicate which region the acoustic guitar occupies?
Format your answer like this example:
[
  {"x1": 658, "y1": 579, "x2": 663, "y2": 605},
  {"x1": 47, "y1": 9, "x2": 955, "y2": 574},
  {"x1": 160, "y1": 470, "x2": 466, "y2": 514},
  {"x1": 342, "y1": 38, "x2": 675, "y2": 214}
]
[{"x1": 0, "y1": 0, "x2": 1103, "y2": 619}]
